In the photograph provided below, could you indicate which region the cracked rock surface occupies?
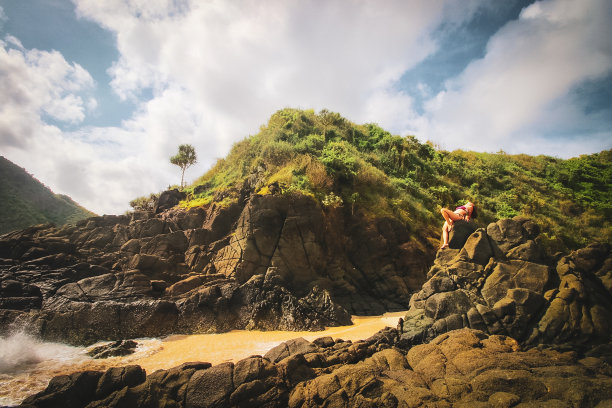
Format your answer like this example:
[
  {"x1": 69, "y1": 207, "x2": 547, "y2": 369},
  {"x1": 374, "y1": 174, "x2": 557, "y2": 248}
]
[
  {"x1": 20, "y1": 328, "x2": 612, "y2": 408},
  {"x1": 0, "y1": 193, "x2": 430, "y2": 344},
  {"x1": 402, "y1": 217, "x2": 612, "y2": 350}
]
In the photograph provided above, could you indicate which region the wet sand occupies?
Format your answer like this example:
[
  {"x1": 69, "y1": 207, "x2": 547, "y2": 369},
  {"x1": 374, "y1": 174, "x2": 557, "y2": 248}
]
[{"x1": 133, "y1": 311, "x2": 406, "y2": 372}]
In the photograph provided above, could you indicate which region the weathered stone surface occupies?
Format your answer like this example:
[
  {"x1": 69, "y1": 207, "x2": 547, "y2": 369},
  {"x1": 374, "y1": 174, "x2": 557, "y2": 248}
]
[
  {"x1": 264, "y1": 337, "x2": 317, "y2": 363},
  {"x1": 87, "y1": 340, "x2": 138, "y2": 359},
  {"x1": 155, "y1": 189, "x2": 187, "y2": 213},
  {"x1": 403, "y1": 217, "x2": 612, "y2": 347},
  {"x1": 21, "y1": 370, "x2": 103, "y2": 408},
  {"x1": 94, "y1": 365, "x2": 146, "y2": 398},
  {"x1": 447, "y1": 219, "x2": 478, "y2": 249},
  {"x1": 21, "y1": 327, "x2": 612, "y2": 408},
  {"x1": 185, "y1": 362, "x2": 234, "y2": 408}
]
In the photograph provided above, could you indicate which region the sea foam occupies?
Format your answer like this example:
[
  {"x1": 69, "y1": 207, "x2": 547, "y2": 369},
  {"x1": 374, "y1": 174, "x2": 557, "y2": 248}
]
[{"x1": 0, "y1": 331, "x2": 85, "y2": 374}]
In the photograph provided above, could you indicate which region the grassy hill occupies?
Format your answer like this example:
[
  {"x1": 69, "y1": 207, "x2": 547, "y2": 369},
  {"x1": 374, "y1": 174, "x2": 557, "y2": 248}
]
[
  {"x1": 153, "y1": 108, "x2": 610, "y2": 253},
  {"x1": 0, "y1": 156, "x2": 95, "y2": 235}
]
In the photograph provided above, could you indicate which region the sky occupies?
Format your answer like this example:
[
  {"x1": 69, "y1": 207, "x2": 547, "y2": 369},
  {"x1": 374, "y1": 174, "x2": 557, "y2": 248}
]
[{"x1": 0, "y1": 0, "x2": 610, "y2": 215}]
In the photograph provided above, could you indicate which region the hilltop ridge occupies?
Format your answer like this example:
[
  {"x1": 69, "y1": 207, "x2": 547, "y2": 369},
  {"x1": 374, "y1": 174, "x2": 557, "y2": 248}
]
[
  {"x1": 170, "y1": 108, "x2": 611, "y2": 254},
  {"x1": 0, "y1": 156, "x2": 95, "y2": 234}
]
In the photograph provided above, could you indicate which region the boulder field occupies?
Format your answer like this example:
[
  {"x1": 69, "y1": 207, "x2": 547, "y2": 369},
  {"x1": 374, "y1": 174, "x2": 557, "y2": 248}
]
[
  {"x1": 8, "y1": 207, "x2": 612, "y2": 407},
  {"x1": 19, "y1": 328, "x2": 612, "y2": 407},
  {"x1": 401, "y1": 217, "x2": 612, "y2": 350},
  {"x1": 0, "y1": 193, "x2": 431, "y2": 344}
]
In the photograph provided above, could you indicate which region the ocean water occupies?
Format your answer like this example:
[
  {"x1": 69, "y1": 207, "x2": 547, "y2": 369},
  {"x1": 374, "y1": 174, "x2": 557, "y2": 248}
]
[
  {"x1": 0, "y1": 312, "x2": 405, "y2": 406},
  {"x1": 0, "y1": 333, "x2": 162, "y2": 406}
]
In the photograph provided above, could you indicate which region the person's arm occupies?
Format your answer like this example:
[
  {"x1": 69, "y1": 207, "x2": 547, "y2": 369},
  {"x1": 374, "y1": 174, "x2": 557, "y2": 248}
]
[{"x1": 466, "y1": 204, "x2": 472, "y2": 221}]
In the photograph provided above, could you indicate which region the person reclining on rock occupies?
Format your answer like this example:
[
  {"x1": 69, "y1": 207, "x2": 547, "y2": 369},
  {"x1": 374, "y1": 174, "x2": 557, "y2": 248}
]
[{"x1": 439, "y1": 201, "x2": 476, "y2": 249}]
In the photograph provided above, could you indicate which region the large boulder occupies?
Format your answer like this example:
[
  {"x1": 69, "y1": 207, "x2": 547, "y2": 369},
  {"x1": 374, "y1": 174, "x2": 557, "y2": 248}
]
[
  {"x1": 154, "y1": 189, "x2": 187, "y2": 213},
  {"x1": 446, "y1": 219, "x2": 477, "y2": 249}
]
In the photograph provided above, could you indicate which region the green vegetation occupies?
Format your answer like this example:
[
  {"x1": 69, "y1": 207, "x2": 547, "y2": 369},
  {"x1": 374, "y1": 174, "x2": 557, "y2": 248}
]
[
  {"x1": 129, "y1": 193, "x2": 159, "y2": 212},
  {"x1": 0, "y1": 156, "x2": 95, "y2": 235},
  {"x1": 170, "y1": 144, "x2": 197, "y2": 188},
  {"x1": 178, "y1": 109, "x2": 609, "y2": 253}
]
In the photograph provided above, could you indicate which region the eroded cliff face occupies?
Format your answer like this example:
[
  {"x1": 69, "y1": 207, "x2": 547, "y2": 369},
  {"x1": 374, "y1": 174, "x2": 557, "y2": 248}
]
[
  {"x1": 402, "y1": 217, "x2": 612, "y2": 349},
  {"x1": 0, "y1": 193, "x2": 431, "y2": 344}
]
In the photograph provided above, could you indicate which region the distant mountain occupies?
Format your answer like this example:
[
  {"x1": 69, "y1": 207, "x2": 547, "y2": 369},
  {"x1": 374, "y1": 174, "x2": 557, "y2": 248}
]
[{"x1": 0, "y1": 156, "x2": 95, "y2": 234}]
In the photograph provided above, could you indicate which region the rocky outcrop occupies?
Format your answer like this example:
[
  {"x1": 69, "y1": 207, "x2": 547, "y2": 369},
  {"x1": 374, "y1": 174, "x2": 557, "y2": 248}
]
[
  {"x1": 155, "y1": 189, "x2": 187, "y2": 213},
  {"x1": 402, "y1": 217, "x2": 612, "y2": 349},
  {"x1": 20, "y1": 328, "x2": 612, "y2": 408},
  {"x1": 87, "y1": 340, "x2": 138, "y2": 359},
  {"x1": 0, "y1": 193, "x2": 430, "y2": 344}
]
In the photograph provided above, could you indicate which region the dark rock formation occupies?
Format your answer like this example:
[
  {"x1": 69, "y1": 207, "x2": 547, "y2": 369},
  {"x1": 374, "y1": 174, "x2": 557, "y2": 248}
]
[
  {"x1": 446, "y1": 219, "x2": 477, "y2": 249},
  {"x1": 20, "y1": 329, "x2": 612, "y2": 408},
  {"x1": 154, "y1": 189, "x2": 187, "y2": 214},
  {"x1": 402, "y1": 217, "x2": 612, "y2": 349},
  {"x1": 0, "y1": 193, "x2": 431, "y2": 344},
  {"x1": 87, "y1": 340, "x2": 138, "y2": 359}
]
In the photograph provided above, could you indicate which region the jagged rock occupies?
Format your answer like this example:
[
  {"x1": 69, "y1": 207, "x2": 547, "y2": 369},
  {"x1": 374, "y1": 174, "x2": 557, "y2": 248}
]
[
  {"x1": 185, "y1": 362, "x2": 234, "y2": 407},
  {"x1": 1, "y1": 192, "x2": 428, "y2": 343},
  {"x1": 445, "y1": 219, "x2": 477, "y2": 249},
  {"x1": 0, "y1": 279, "x2": 42, "y2": 310},
  {"x1": 459, "y1": 228, "x2": 493, "y2": 265},
  {"x1": 154, "y1": 189, "x2": 186, "y2": 214},
  {"x1": 94, "y1": 365, "x2": 146, "y2": 399},
  {"x1": 402, "y1": 218, "x2": 612, "y2": 348},
  {"x1": 87, "y1": 340, "x2": 139, "y2": 359},
  {"x1": 10, "y1": 194, "x2": 607, "y2": 350},
  {"x1": 20, "y1": 370, "x2": 103, "y2": 408},
  {"x1": 20, "y1": 328, "x2": 612, "y2": 408},
  {"x1": 264, "y1": 338, "x2": 317, "y2": 363}
]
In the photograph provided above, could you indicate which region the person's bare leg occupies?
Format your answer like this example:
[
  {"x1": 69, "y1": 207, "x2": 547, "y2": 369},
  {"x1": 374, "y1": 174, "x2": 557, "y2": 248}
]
[
  {"x1": 441, "y1": 221, "x2": 450, "y2": 249},
  {"x1": 441, "y1": 208, "x2": 463, "y2": 226}
]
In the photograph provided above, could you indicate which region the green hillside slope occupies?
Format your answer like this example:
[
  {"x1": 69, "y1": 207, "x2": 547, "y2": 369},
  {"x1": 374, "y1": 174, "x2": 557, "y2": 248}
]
[
  {"x1": 0, "y1": 156, "x2": 95, "y2": 234},
  {"x1": 153, "y1": 108, "x2": 610, "y2": 253}
]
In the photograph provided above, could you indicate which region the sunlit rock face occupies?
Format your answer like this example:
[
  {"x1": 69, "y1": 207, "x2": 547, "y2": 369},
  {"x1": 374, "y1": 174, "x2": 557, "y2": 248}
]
[
  {"x1": 0, "y1": 193, "x2": 433, "y2": 344},
  {"x1": 21, "y1": 329, "x2": 612, "y2": 408},
  {"x1": 402, "y1": 217, "x2": 612, "y2": 349}
]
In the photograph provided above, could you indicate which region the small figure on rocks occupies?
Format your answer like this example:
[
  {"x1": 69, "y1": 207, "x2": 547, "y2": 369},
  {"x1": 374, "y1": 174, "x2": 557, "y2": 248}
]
[
  {"x1": 397, "y1": 317, "x2": 404, "y2": 334},
  {"x1": 440, "y1": 201, "x2": 477, "y2": 249}
]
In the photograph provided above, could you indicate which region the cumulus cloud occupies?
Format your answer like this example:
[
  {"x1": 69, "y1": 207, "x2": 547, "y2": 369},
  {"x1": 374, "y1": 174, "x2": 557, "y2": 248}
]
[
  {"x1": 73, "y1": 0, "x2": 471, "y2": 154},
  {"x1": 0, "y1": 37, "x2": 95, "y2": 146},
  {"x1": 0, "y1": 36, "x2": 171, "y2": 214},
  {"x1": 416, "y1": 0, "x2": 612, "y2": 154}
]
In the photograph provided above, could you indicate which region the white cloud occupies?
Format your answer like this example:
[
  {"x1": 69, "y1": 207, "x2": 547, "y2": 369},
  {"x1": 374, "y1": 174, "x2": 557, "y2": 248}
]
[
  {"x1": 0, "y1": 37, "x2": 169, "y2": 214},
  {"x1": 416, "y1": 0, "x2": 612, "y2": 155},
  {"x1": 0, "y1": 38, "x2": 95, "y2": 147},
  {"x1": 73, "y1": 0, "x2": 468, "y2": 150}
]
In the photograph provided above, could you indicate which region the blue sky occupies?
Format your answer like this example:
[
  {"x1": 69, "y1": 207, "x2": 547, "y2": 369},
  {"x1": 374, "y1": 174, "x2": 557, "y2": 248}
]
[{"x1": 1, "y1": 0, "x2": 610, "y2": 215}]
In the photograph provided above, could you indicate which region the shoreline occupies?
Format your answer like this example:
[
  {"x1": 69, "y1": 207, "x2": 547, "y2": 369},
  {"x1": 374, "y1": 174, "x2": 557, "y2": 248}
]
[{"x1": 0, "y1": 311, "x2": 406, "y2": 406}]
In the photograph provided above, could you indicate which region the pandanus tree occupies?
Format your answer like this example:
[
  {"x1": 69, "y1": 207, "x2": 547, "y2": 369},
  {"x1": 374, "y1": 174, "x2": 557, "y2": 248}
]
[{"x1": 170, "y1": 144, "x2": 197, "y2": 188}]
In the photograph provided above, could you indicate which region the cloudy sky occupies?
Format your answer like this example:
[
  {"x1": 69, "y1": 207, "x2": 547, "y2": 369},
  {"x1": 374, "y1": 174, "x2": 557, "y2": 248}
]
[{"x1": 1, "y1": 0, "x2": 610, "y2": 215}]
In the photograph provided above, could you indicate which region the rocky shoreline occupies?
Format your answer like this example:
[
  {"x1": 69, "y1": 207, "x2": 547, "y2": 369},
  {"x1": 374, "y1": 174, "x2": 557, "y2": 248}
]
[
  {"x1": 7, "y1": 211, "x2": 612, "y2": 407},
  {"x1": 17, "y1": 327, "x2": 612, "y2": 407},
  {"x1": 1, "y1": 192, "x2": 434, "y2": 344}
]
